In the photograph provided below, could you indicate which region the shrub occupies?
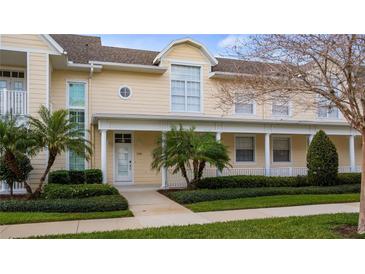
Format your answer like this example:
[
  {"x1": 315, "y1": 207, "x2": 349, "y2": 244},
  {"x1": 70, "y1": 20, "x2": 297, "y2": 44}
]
[
  {"x1": 48, "y1": 169, "x2": 103, "y2": 184},
  {"x1": 0, "y1": 195, "x2": 128, "y2": 212},
  {"x1": 85, "y1": 169, "x2": 103, "y2": 184},
  {"x1": 337, "y1": 173, "x2": 361, "y2": 185},
  {"x1": 307, "y1": 130, "x2": 339, "y2": 186},
  {"x1": 69, "y1": 170, "x2": 85, "y2": 184},
  {"x1": 48, "y1": 170, "x2": 70, "y2": 185},
  {"x1": 196, "y1": 175, "x2": 311, "y2": 189},
  {"x1": 165, "y1": 184, "x2": 360, "y2": 204},
  {"x1": 42, "y1": 184, "x2": 119, "y2": 199}
]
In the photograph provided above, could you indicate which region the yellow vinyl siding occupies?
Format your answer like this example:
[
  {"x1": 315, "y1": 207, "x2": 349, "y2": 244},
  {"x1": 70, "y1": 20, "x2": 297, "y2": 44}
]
[
  {"x1": 0, "y1": 35, "x2": 50, "y2": 51},
  {"x1": 27, "y1": 52, "x2": 48, "y2": 185}
]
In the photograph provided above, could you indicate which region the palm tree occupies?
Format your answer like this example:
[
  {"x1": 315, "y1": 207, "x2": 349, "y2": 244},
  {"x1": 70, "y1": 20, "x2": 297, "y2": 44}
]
[
  {"x1": 152, "y1": 125, "x2": 230, "y2": 189},
  {"x1": 29, "y1": 106, "x2": 92, "y2": 196},
  {"x1": 0, "y1": 114, "x2": 38, "y2": 194}
]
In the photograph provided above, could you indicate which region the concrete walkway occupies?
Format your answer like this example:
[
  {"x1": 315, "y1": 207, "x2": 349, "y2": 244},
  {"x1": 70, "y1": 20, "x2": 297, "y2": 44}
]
[{"x1": 0, "y1": 189, "x2": 360, "y2": 238}]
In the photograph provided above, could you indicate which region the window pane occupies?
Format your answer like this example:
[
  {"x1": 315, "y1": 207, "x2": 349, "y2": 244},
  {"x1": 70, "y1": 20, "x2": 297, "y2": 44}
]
[
  {"x1": 235, "y1": 103, "x2": 253, "y2": 114},
  {"x1": 172, "y1": 65, "x2": 200, "y2": 81},
  {"x1": 69, "y1": 83, "x2": 85, "y2": 107},
  {"x1": 318, "y1": 106, "x2": 328, "y2": 118},
  {"x1": 187, "y1": 96, "x2": 200, "y2": 111},
  {"x1": 69, "y1": 150, "x2": 85, "y2": 170},
  {"x1": 186, "y1": 81, "x2": 200, "y2": 97},
  {"x1": 171, "y1": 80, "x2": 185, "y2": 96},
  {"x1": 115, "y1": 133, "x2": 132, "y2": 143},
  {"x1": 69, "y1": 110, "x2": 85, "y2": 131},
  {"x1": 273, "y1": 137, "x2": 290, "y2": 162},
  {"x1": 172, "y1": 95, "x2": 185, "y2": 111},
  {"x1": 272, "y1": 104, "x2": 289, "y2": 116},
  {"x1": 328, "y1": 107, "x2": 339, "y2": 118}
]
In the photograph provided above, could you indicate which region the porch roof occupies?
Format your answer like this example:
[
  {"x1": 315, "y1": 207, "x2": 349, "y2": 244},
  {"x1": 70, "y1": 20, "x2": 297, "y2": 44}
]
[{"x1": 93, "y1": 113, "x2": 358, "y2": 136}]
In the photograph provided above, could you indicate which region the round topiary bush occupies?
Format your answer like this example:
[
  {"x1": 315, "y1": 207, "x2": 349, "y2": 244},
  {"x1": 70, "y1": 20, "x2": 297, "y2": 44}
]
[{"x1": 307, "y1": 130, "x2": 338, "y2": 186}]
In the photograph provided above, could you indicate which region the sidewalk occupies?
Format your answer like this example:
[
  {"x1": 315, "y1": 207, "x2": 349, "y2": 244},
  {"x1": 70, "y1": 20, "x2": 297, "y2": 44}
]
[{"x1": 0, "y1": 189, "x2": 359, "y2": 238}]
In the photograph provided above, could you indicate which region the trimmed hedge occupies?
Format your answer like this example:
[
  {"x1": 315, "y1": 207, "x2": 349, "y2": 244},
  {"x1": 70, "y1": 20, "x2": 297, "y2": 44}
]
[
  {"x1": 69, "y1": 170, "x2": 85, "y2": 184},
  {"x1": 48, "y1": 169, "x2": 103, "y2": 184},
  {"x1": 195, "y1": 173, "x2": 361, "y2": 189},
  {"x1": 48, "y1": 170, "x2": 70, "y2": 185},
  {"x1": 85, "y1": 169, "x2": 103, "y2": 184},
  {"x1": 42, "y1": 184, "x2": 119, "y2": 199},
  {"x1": 0, "y1": 195, "x2": 128, "y2": 213},
  {"x1": 165, "y1": 184, "x2": 361, "y2": 204}
]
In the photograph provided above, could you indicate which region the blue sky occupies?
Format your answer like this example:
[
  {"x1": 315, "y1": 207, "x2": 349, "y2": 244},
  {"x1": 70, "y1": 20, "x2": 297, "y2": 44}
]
[{"x1": 96, "y1": 34, "x2": 247, "y2": 56}]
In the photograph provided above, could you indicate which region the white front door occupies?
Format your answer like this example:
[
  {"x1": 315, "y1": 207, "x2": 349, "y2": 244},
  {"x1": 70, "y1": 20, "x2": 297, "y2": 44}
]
[{"x1": 114, "y1": 133, "x2": 133, "y2": 183}]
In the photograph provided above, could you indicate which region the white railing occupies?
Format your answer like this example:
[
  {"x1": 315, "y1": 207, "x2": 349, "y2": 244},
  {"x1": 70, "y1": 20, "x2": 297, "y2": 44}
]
[
  {"x1": 167, "y1": 166, "x2": 362, "y2": 188},
  {"x1": 0, "y1": 181, "x2": 26, "y2": 194},
  {"x1": 0, "y1": 89, "x2": 27, "y2": 116}
]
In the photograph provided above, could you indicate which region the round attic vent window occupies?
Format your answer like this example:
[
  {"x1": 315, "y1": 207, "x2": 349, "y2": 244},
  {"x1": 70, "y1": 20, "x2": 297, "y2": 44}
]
[{"x1": 119, "y1": 86, "x2": 132, "y2": 99}]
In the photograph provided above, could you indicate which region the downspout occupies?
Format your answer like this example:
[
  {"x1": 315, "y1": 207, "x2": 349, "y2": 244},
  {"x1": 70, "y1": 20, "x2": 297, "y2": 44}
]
[{"x1": 88, "y1": 62, "x2": 94, "y2": 168}]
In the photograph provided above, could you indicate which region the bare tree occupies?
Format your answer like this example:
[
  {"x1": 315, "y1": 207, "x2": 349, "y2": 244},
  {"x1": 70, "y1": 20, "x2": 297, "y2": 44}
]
[{"x1": 216, "y1": 34, "x2": 365, "y2": 233}]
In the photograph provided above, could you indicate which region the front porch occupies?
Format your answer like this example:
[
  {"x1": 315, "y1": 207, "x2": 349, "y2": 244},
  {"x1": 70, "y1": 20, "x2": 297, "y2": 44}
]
[{"x1": 94, "y1": 114, "x2": 362, "y2": 189}]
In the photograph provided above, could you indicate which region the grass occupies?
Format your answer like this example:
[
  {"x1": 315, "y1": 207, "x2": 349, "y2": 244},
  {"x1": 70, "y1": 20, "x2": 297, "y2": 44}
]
[
  {"x1": 33, "y1": 213, "x2": 365, "y2": 239},
  {"x1": 0, "y1": 210, "x2": 133, "y2": 225},
  {"x1": 185, "y1": 193, "x2": 360, "y2": 212}
]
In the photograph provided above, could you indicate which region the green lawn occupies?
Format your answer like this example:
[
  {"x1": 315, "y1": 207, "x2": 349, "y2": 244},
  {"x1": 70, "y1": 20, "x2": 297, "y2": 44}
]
[
  {"x1": 185, "y1": 193, "x2": 359, "y2": 212},
  {"x1": 33, "y1": 213, "x2": 364, "y2": 239},
  {"x1": 0, "y1": 210, "x2": 133, "y2": 225}
]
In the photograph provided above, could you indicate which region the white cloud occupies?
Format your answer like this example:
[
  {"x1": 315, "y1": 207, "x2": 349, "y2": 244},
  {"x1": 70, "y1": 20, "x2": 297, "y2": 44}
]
[{"x1": 218, "y1": 35, "x2": 245, "y2": 49}]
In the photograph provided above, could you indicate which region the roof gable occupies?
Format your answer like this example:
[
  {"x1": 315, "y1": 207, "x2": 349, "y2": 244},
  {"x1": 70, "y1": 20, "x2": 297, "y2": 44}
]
[{"x1": 153, "y1": 38, "x2": 218, "y2": 65}]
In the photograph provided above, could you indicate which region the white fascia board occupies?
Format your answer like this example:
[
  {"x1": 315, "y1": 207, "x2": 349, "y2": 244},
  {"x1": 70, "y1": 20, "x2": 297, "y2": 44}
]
[{"x1": 41, "y1": 34, "x2": 65, "y2": 55}]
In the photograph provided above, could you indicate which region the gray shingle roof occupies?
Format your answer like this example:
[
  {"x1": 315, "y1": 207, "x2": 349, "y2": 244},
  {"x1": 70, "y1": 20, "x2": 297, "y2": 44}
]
[{"x1": 51, "y1": 34, "x2": 267, "y2": 73}]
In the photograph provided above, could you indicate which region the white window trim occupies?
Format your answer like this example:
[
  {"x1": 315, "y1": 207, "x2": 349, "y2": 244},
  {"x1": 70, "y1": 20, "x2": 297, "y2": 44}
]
[
  {"x1": 118, "y1": 85, "x2": 133, "y2": 100},
  {"x1": 271, "y1": 101, "x2": 292, "y2": 118},
  {"x1": 65, "y1": 79, "x2": 88, "y2": 170},
  {"x1": 271, "y1": 135, "x2": 292, "y2": 163},
  {"x1": 234, "y1": 134, "x2": 257, "y2": 164},
  {"x1": 112, "y1": 131, "x2": 134, "y2": 185},
  {"x1": 234, "y1": 100, "x2": 257, "y2": 116},
  {"x1": 169, "y1": 62, "x2": 203, "y2": 114}
]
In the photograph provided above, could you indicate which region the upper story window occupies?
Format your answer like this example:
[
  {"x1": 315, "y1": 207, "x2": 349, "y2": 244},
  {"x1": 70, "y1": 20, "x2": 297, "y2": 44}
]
[
  {"x1": 235, "y1": 94, "x2": 255, "y2": 115},
  {"x1": 119, "y1": 86, "x2": 132, "y2": 99},
  {"x1": 171, "y1": 64, "x2": 201, "y2": 112},
  {"x1": 69, "y1": 82, "x2": 85, "y2": 108},
  {"x1": 272, "y1": 101, "x2": 290, "y2": 117},
  {"x1": 317, "y1": 96, "x2": 339, "y2": 119}
]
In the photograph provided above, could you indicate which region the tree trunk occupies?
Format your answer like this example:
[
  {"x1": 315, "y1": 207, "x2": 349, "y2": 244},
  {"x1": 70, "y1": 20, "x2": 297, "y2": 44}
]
[
  {"x1": 32, "y1": 153, "x2": 56, "y2": 198},
  {"x1": 358, "y1": 131, "x2": 365, "y2": 233},
  {"x1": 9, "y1": 180, "x2": 13, "y2": 197},
  {"x1": 179, "y1": 164, "x2": 191, "y2": 189},
  {"x1": 23, "y1": 181, "x2": 32, "y2": 194}
]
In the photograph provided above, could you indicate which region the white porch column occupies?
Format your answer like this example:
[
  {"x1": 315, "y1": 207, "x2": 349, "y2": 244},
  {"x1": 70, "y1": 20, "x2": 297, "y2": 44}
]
[
  {"x1": 161, "y1": 132, "x2": 168, "y2": 189},
  {"x1": 308, "y1": 134, "x2": 314, "y2": 144},
  {"x1": 349, "y1": 135, "x2": 356, "y2": 172},
  {"x1": 101, "y1": 129, "x2": 107, "y2": 184},
  {"x1": 216, "y1": 131, "x2": 222, "y2": 177},
  {"x1": 265, "y1": 133, "x2": 271, "y2": 176}
]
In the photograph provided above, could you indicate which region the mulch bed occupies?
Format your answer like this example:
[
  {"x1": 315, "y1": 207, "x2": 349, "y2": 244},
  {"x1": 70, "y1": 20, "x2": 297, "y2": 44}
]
[
  {"x1": 0, "y1": 194, "x2": 30, "y2": 201},
  {"x1": 334, "y1": 225, "x2": 359, "y2": 238}
]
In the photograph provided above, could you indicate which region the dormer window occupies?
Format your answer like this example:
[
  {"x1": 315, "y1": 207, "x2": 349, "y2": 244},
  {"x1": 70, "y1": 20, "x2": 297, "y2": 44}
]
[
  {"x1": 171, "y1": 64, "x2": 201, "y2": 112},
  {"x1": 272, "y1": 101, "x2": 290, "y2": 117}
]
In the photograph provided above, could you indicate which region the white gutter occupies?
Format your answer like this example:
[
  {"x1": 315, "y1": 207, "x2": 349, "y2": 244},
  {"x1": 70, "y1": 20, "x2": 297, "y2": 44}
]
[{"x1": 89, "y1": 60, "x2": 167, "y2": 74}]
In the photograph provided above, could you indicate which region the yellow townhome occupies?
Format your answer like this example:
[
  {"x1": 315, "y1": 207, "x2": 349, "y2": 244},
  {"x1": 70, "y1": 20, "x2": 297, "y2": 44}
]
[{"x1": 0, "y1": 34, "x2": 361, "y2": 193}]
